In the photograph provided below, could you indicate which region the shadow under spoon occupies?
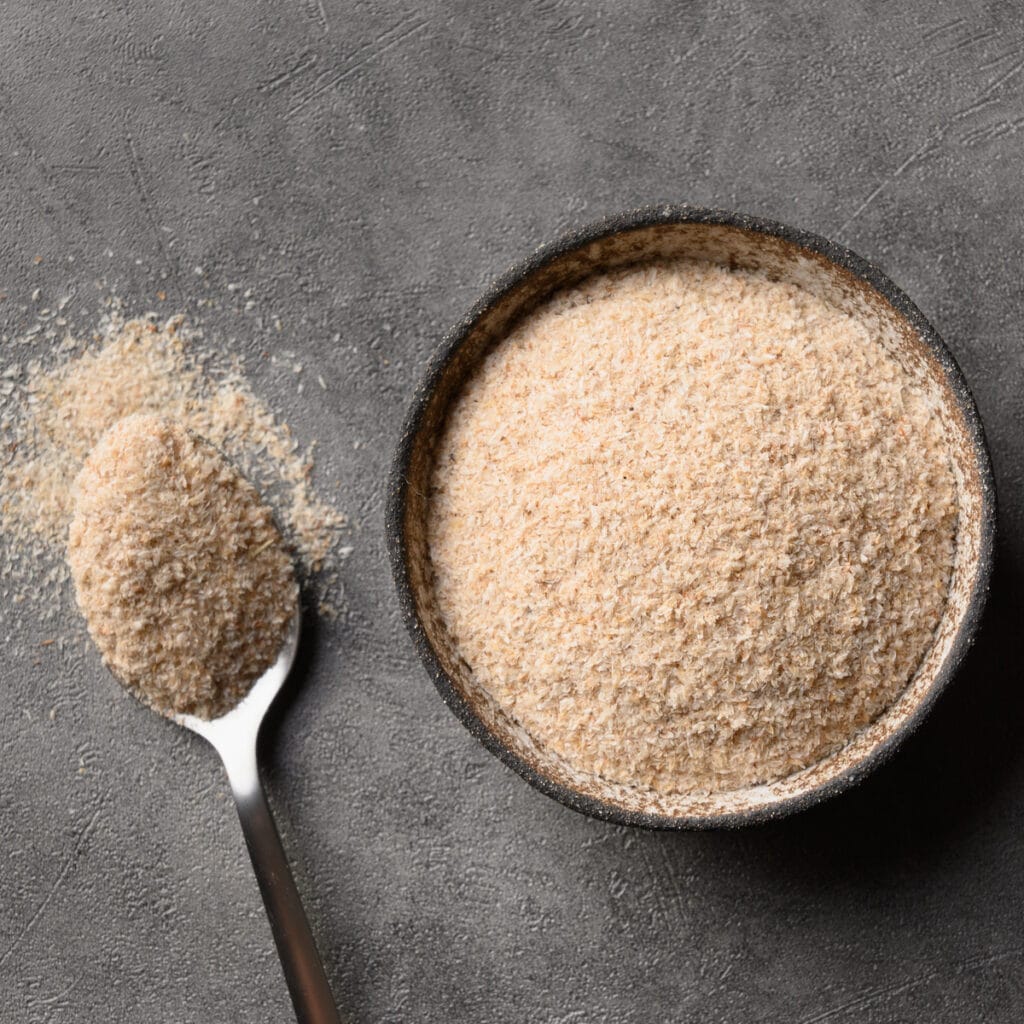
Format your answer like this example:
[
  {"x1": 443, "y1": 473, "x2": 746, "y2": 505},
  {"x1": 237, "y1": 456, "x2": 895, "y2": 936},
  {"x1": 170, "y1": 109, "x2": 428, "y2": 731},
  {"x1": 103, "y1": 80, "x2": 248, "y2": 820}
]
[{"x1": 174, "y1": 612, "x2": 340, "y2": 1024}]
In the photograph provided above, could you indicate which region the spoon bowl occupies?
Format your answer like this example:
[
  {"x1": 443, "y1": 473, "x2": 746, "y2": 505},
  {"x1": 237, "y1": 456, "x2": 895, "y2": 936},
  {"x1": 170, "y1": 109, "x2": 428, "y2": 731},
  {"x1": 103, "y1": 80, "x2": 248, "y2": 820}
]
[{"x1": 174, "y1": 612, "x2": 302, "y2": 766}]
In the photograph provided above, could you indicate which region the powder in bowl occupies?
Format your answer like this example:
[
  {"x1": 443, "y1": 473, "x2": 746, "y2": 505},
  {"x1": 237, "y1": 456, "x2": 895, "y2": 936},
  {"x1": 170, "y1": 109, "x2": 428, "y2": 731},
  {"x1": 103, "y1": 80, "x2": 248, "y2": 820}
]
[
  {"x1": 68, "y1": 414, "x2": 298, "y2": 719},
  {"x1": 426, "y1": 258, "x2": 958, "y2": 799}
]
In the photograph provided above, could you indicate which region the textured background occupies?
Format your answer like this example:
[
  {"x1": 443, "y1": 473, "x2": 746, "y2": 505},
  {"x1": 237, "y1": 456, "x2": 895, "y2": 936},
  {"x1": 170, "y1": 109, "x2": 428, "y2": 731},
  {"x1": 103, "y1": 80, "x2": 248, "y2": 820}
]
[{"x1": 1, "y1": 2, "x2": 1023, "y2": 1021}]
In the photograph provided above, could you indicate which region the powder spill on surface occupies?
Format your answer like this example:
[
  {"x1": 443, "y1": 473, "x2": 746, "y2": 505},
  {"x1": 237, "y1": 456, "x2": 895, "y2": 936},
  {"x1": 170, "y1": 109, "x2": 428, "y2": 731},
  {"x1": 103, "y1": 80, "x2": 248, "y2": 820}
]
[
  {"x1": 428, "y1": 259, "x2": 958, "y2": 798},
  {"x1": 68, "y1": 416, "x2": 297, "y2": 719},
  {"x1": 0, "y1": 310, "x2": 347, "y2": 642}
]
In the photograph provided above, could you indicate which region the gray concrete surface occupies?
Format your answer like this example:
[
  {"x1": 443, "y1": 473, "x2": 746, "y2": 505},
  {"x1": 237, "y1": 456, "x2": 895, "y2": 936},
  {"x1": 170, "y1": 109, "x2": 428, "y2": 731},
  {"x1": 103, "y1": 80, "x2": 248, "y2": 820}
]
[{"x1": 1, "y1": 1, "x2": 1022, "y2": 1021}]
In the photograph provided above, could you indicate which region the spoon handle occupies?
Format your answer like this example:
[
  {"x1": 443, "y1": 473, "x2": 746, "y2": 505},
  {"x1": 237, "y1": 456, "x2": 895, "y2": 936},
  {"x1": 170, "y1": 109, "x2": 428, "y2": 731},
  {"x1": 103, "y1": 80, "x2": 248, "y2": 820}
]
[{"x1": 223, "y1": 747, "x2": 340, "y2": 1024}]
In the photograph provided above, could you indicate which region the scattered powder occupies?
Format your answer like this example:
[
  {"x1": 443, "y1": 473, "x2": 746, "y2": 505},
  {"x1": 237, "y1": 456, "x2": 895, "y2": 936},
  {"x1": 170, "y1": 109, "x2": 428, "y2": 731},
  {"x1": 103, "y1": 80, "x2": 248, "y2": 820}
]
[
  {"x1": 68, "y1": 416, "x2": 297, "y2": 719},
  {"x1": 428, "y1": 260, "x2": 958, "y2": 797},
  {"x1": 0, "y1": 311, "x2": 346, "y2": 634}
]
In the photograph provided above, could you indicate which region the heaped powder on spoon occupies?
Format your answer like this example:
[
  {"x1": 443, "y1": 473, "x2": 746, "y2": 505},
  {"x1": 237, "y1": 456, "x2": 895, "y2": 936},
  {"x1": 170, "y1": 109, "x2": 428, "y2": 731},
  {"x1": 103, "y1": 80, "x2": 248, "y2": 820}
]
[
  {"x1": 68, "y1": 416, "x2": 298, "y2": 719},
  {"x1": 0, "y1": 310, "x2": 347, "y2": 641},
  {"x1": 427, "y1": 259, "x2": 958, "y2": 797}
]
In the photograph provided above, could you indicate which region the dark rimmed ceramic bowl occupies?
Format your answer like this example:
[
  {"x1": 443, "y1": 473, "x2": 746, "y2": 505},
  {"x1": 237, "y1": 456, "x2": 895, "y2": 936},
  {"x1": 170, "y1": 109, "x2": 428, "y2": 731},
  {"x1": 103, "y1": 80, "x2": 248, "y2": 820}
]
[{"x1": 387, "y1": 205, "x2": 996, "y2": 829}]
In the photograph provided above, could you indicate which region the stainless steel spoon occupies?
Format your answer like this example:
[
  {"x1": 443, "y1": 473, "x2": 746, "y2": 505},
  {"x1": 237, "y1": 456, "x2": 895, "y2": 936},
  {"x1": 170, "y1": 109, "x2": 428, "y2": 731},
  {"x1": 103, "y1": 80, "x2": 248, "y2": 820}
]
[{"x1": 174, "y1": 613, "x2": 339, "y2": 1024}]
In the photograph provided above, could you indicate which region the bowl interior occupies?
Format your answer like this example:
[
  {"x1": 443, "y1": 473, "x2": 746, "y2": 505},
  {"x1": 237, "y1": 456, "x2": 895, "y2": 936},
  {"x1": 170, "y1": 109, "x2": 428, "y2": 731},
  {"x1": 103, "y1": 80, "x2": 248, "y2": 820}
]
[{"x1": 396, "y1": 214, "x2": 993, "y2": 826}]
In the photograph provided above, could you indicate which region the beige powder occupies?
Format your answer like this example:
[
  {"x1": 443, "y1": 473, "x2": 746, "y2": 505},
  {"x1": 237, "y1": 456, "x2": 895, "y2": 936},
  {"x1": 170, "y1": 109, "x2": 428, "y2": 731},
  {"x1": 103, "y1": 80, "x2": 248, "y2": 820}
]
[
  {"x1": 0, "y1": 312, "x2": 346, "y2": 628},
  {"x1": 427, "y1": 259, "x2": 958, "y2": 797},
  {"x1": 68, "y1": 415, "x2": 297, "y2": 719}
]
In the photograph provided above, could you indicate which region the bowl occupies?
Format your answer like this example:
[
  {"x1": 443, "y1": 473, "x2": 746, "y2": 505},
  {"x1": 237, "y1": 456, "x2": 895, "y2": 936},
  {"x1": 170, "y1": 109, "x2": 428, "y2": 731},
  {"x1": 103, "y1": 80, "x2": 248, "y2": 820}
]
[{"x1": 387, "y1": 205, "x2": 996, "y2": 829}]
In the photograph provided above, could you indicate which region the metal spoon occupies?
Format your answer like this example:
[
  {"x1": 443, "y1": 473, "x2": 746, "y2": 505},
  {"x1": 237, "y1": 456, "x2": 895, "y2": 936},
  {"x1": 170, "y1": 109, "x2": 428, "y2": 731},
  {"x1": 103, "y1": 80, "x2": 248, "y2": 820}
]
[{"x1": 174, "y1": 612, "x2": 340, "y2": 1024}]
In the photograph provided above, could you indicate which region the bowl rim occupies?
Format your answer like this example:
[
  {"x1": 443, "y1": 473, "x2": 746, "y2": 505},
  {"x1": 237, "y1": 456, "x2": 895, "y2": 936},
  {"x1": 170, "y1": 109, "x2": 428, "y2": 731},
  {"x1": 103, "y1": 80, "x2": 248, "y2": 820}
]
[{"x1": 385, "y1": 203, "x2": 997, "y2": 830}]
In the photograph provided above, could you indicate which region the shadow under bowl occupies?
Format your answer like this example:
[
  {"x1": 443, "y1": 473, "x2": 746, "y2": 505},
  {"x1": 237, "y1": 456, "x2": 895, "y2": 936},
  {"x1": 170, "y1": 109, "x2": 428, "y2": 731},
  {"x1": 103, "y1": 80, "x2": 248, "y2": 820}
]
[{"x1": 387, "y1": 204, "x2": 996, "y2": 829}]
